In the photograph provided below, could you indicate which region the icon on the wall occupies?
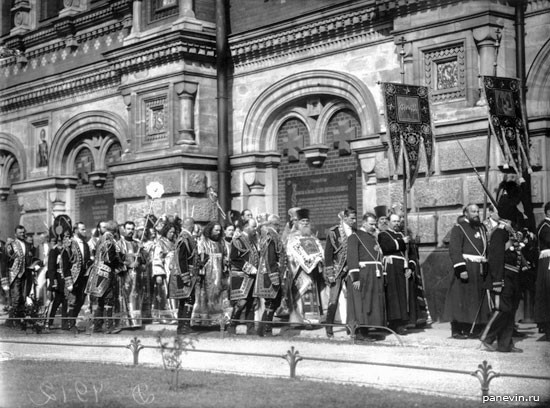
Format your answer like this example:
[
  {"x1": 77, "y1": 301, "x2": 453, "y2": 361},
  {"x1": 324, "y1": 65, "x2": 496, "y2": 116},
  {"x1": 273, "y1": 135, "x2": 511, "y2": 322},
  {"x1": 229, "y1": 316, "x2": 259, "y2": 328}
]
[{"x1": 37, "y1": 129, "x2": 48, "y2": 167}]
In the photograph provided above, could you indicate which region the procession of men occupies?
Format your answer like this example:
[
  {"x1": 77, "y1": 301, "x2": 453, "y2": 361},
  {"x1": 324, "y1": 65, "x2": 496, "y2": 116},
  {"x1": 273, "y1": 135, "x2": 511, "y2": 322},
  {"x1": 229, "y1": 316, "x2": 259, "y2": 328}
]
[{"x1": 1, "y1": 193, "x2": 549, "y2": 351}]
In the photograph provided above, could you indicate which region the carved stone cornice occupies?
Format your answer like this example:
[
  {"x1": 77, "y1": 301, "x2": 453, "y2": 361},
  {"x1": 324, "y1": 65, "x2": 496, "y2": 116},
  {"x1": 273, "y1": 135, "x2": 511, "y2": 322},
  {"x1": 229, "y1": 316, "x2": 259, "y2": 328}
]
[
  {"x1": 0, "y1": 66, "x2": 119, "y2": 113},
  {"x1": 229, "y1": 2, "x2": 390, "y2": 72},
  {"x1": 104, "y1": 30, "x2": 216, "y2": 76},
  {"x1": 1, "y1": 30, "x2": 215, "y2": 112}
]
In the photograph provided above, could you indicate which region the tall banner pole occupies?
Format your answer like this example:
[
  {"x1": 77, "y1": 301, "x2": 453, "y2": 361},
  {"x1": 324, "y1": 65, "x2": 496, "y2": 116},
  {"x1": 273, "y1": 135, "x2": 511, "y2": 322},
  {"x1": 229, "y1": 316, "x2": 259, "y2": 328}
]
[
  {"x1": 399, "y1": 37, "x2": 409, "y2": 241},
  {"x1": 482, "y1": 28, "x2": 502, "y2": 219},
  {"x1": 398, "y1": 37, "x2": 411, "y2": 314}
]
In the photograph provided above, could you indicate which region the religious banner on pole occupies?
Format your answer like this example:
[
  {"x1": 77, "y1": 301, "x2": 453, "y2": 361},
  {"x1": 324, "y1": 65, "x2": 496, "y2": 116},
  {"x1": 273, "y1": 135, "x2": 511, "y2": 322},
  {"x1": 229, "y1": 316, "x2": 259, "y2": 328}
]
[
  {"x1": 381, "y1": 82, "x2": 435, "y2": 189},
  {"x1": 482, "y1": 76, "x2": 532, "y2": 176}
]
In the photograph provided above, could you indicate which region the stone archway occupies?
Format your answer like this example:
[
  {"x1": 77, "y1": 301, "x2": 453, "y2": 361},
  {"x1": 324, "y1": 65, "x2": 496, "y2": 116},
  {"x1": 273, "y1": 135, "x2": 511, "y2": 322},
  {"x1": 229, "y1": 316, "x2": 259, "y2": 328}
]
[
  {"x1": 49, "y1": 110, "x2": 128, "y2": 176},
  {"x1": 51, "y1": 111, "x2": 126, "y2": 227},
  {"x1": 526, "y1": 38, "x2": 550, "y2": 210},
  {"x1": 66, "y1": 131, "x2": 122, "y2": 229},
  {"x1": 235, "y1": 70, "x2": 379, "y2": 222},
  {"x1": 0, "y1": 133, "x2": 26, "y2": 239},
  {"x1": 526, "y1": 37, "x2": 550, "y2": 119},
  {"x1": 241, "y1": 70, "x2": 380, "y2": 153}
]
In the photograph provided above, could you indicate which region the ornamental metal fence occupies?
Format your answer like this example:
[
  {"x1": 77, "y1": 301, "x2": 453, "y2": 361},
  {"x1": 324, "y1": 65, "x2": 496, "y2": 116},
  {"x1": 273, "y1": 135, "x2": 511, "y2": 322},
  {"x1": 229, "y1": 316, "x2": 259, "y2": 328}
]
[{"x1": 1, "y1": 331, "x2": 549, "y2": 402}]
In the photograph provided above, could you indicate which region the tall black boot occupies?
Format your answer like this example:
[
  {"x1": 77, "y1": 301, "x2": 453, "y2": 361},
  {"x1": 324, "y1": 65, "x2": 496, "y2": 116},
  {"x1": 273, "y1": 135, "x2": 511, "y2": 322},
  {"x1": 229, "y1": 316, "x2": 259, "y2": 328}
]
[
  {"x1": 245, "y1": 302, "x2": 256, "y2": 335},
  {"x1": 93, "y1": 303, "x2": 105, "y2": 333},
  {"x1": 325, "y1": 303, "x2": 337, "y2": 338}
]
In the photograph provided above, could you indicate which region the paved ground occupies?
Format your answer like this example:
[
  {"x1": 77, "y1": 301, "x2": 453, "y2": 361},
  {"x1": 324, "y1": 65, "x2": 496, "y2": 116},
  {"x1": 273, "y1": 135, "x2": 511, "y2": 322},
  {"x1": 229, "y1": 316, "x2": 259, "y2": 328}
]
[{"x1": 1, "y1": 317, "x2": 549, "y2": 406}]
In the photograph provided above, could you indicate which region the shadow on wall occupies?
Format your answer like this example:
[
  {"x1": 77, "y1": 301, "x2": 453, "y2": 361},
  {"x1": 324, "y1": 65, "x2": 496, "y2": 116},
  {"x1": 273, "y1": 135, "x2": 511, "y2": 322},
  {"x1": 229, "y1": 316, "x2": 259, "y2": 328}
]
[{"x1": 419, "y1": 247, "x2": 452, "y2": 322}]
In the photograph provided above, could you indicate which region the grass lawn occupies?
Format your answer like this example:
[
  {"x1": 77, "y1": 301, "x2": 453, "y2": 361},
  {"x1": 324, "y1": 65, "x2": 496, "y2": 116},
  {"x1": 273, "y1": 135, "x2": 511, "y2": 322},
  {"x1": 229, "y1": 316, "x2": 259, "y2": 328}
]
[{"x1": 1, "y1": 359, "x2": 479, "y2": 408}]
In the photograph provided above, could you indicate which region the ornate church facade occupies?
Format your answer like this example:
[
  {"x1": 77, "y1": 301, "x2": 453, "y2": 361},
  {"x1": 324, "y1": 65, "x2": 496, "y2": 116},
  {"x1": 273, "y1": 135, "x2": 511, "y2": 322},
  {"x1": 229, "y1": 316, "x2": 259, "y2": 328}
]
[{"x1": 1, "y1": 0, "x2": 549, "y2": 316}]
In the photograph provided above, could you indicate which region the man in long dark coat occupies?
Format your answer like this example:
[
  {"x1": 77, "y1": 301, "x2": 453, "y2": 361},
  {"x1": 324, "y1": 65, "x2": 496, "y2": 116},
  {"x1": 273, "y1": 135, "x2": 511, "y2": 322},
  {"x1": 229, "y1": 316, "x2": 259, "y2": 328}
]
[
  {"x1": 228, "y1": 218, "x2": 260, "y2": 335},
  {"x1": 255, "y1": 214, "x2": 283, "y2": 337},
  {"x1": 347, "y1": 213, "x2": 386, "y2": 340},
  {"x1": 169, "y1": 217, "x2": 200, "y2": 335},
  {"x1": 378, "y1": 213, "x2": 410, "y2": 334},
  {"x1": 443, "y1": 204, "x2": 489, "y2": 339},
  {"x1": 65, "y1": 222, "x2": 92, "y2": 331}
]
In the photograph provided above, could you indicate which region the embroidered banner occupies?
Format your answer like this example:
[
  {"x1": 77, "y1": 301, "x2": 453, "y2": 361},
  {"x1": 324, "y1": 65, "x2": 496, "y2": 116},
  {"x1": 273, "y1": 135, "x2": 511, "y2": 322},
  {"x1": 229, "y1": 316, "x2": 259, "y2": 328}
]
[
  {"x1": 482, "y1": 76, "x2": 531, "y2": 175},
  {"x1": 381, "y1": 82, "x2": 434, "y2": 188}
]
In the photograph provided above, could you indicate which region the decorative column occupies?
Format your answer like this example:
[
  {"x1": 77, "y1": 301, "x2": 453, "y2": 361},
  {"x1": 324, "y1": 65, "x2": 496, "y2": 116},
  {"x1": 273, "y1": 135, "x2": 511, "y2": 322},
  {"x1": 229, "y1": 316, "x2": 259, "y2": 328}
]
[
  {"x1": 243, "y1": 171, "x2": 266, "y2": 216},
  {"x1": 121, "y1": 91, "x2": 135, "y2": 155},
  {"x1": 230, "y1": 152, "x2": 281, "y2": 216},
  {"x1": 349, "y1": 136, "x2": 387, "y2": 213},
  {"x1": 473, "y1": 26, "x2": 501, "y2": 105},
  {"x1": 175, "y1": 82, "x2": 198, "y2": 145},
  {"x1": 129, "y1": 0, "x2": 142, "y2": 37},
  {"x1": 179, "y1": 0, "x2": 195, "y2": 18},
  {"x1": 10, "y1": 0, "x2": 33, "y2": 35},
  {"x1": 172, "y1": 0, "x2": 202, "y2": 30}
]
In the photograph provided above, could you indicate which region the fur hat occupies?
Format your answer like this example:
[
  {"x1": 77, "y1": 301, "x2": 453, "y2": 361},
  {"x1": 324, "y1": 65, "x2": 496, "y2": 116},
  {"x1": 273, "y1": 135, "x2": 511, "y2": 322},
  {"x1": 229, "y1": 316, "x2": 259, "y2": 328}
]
[{"x1": 296, "y1": 208, "x2": 310, "y2": 221}]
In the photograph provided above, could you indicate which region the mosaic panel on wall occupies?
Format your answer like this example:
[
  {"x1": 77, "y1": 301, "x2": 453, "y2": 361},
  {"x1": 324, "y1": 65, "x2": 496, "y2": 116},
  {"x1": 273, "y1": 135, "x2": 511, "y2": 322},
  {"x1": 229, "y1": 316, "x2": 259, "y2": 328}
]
[
  {"x1": 423, "y1": 43, "x2": 466, "y2": 102},
  {"x1": 145, "y1": 96, "x2": 168, "y2": 144}
]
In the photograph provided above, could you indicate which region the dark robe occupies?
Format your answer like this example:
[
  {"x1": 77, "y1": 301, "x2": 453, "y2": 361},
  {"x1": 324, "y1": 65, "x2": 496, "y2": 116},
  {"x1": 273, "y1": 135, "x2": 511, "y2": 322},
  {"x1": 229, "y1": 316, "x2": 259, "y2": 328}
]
[
  {"x1": 378, "y1": 229, "x2": 408, "y2": 323},
  {"x1": 168, "y1": 231, "x2": 198, "y2": 300},
  {"x1": 229, "y1": 233, "x2": 259, "y2": 301},
  {"x1": 346, "y1": 230, "x2": 385, "y2": 327},
  {"x1": 443, "y1": 220, "x2": 490, "y2": 325}
]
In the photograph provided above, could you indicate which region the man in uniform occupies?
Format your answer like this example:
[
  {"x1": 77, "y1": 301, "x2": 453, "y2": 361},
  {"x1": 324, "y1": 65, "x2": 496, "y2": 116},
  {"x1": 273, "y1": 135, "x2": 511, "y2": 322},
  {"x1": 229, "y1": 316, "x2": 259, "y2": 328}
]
[
  {"x1": 168, "y1": 217, "x2": 200, "y2": 335},
  {"x1": 347, "y1": 213, "x2": 386, "y2": 340},
  {"x1": 286, "y1": 209, "x2": 325, "y2": 326},
  {"x1": 228, "y1": 218, "x2": 259, "y2": 335},
  {"x1": 480, "y1": 218, "x2": 523, "y2": 352},
  {"x1": 5, "y1": 225, "x2": 42, "y2": 329},
  {"x1": 378, "y1": 213, "x2": 410, "y2": 335},
  {"x1": 443, "y1": 204, "x2": 489, "y2": 339},
  {"x1": 64, "y1": 222, "x2": 92, "y2": 331},
  {"x1": 255, "y1": 214, "x2": 283, "y2": 337},
  {"x1": 324, "y1": 207, "x2": 357, "y2": 338},
  {"x1": 534, "y1": 201, "x2": 550, "y2": 340}
]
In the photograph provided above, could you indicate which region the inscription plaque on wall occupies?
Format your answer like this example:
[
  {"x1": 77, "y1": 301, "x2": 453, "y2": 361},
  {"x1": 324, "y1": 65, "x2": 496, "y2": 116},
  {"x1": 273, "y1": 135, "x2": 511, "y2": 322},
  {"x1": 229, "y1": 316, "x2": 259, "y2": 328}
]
[
  {"x1": 285, "y1": 171, "x2": 356, "y2": 239},
  {"x1": 79, "y1": 194, "x2": 114, "y2": 229}
]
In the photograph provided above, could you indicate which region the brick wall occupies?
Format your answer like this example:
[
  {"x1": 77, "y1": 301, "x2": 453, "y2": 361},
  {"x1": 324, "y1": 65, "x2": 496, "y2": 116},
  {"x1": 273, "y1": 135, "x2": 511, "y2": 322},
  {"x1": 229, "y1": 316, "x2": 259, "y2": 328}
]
[
  {"x1": 229, "y1": 0, "x2": 350, "y2": 34},
  {"x1": 196, "y1": 0, "x2": 215, "y2": 23},
  {"x1": 277, "y1": 109, "x2": 361, "y2": 238}
]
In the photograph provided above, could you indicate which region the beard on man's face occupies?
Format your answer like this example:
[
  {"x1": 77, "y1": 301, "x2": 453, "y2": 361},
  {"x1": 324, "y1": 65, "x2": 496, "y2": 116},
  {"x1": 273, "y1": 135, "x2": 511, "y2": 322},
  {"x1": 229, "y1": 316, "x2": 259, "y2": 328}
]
[
  {"x1": 210, "y1": 231, "x2": 221, "y2": 242},
  {"x1": 299, "y1": 225, "x2": 312, "y2": 236},
  {"x1": 469, "y1": 216, "x2": 481, "y2": 226}
]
